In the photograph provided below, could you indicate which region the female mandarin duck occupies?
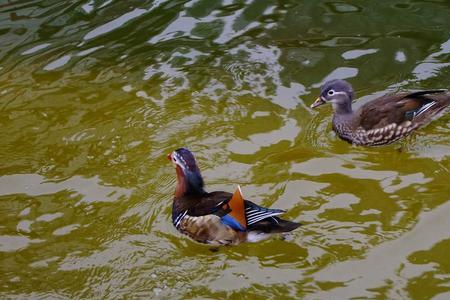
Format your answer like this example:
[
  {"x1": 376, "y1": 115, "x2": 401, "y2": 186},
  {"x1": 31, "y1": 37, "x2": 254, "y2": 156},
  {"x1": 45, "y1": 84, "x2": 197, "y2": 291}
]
[
  {"x1": 311, "y1": 79, "x2": 450, "y2": 146},
  {"x1": 168, "y1": 148, "x2": 300, "y2": 245}
]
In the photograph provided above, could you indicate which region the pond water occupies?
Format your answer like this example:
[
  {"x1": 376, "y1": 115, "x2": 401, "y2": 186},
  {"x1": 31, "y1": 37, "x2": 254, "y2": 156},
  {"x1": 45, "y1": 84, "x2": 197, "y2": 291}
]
[{"x1": 1, "y1": 0, "x2": 450, "y2": 299}]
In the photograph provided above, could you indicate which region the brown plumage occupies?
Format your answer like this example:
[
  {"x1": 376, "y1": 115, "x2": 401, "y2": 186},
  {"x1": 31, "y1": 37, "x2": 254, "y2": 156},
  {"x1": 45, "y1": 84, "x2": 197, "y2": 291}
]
[
  {"x1": 311, "y1": 79, "x2": 450, "y2": 146},
  {"x1": 168, "y1": 148, "x2": 300, "y2": 245}
]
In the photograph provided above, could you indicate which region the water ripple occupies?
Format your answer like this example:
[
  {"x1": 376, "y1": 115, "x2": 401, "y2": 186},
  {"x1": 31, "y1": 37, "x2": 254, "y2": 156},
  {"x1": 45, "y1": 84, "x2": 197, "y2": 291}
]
[{"x1": 0, "y1": 0, "x2": 449, "y2": 298}]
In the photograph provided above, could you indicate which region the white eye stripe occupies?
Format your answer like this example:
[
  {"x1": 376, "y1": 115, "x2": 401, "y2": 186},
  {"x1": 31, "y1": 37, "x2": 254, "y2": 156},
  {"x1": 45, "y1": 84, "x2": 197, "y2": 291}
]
[
  {"x1": 173, "y1": 152, "x2": 187, "y2": 168},
  {"x1": 328, "y1": 91, "x2": 347, "y2": 97}
]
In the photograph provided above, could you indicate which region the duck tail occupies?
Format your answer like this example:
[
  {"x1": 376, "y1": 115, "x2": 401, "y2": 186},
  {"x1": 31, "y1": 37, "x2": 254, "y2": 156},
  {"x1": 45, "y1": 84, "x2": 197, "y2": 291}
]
[
  {"x1": 247, "y1": 216, "x2": 301, "y2": 233},
  {"x1": 410, "y1": 91, "x2": 450, "y2": 126}
]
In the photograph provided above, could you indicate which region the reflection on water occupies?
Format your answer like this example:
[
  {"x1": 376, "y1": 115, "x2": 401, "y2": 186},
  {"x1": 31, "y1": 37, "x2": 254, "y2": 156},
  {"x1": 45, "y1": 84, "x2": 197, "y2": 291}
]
[
  {"x1": 0, "y1": 0, "x2": 449, "y2": 298},
  {"x1": 0, "y1": 174, "x2": 131, "y2": 204},
  {"x1": 311, "y1": 200, "x2": 450, "y2": 299}
]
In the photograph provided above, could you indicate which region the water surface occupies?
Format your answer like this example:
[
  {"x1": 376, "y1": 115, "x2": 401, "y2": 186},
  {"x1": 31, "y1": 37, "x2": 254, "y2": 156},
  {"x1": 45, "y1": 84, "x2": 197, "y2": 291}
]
[{"x1": 1, "y1": 0, "x2": 450, "y2": 299}]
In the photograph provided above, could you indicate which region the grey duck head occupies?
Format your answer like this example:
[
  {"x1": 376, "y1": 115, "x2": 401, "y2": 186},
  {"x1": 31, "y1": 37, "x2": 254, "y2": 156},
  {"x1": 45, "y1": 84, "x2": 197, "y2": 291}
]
[{"x1": 311, "y1": 79, "x2": 354, "y2": 114}]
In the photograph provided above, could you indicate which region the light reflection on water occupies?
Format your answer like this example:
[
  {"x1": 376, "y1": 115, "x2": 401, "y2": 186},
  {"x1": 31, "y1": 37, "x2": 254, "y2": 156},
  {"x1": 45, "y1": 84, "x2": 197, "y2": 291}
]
[{"x1": 0, "y1": 0, "x2": 449, "y2": 298}]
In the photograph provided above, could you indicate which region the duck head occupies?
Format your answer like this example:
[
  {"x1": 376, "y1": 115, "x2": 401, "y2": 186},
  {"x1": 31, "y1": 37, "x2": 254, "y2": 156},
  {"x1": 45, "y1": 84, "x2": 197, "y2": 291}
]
[
  {"x1": 311, "y1": 79, "x2": 354, "y2": 114},
  {"x1": 168, "y1": 148, "x2": 205, "y2": 197}
]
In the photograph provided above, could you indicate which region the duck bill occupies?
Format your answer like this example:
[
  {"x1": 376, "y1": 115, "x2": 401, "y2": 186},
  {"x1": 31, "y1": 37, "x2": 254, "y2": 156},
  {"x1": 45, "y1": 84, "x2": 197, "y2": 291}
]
[
  {"x1": 167, "y1": 153, "x2": 172, "y2": 161},
  {"x1": 311, "y1": 97, "x2": 326, "y2": 108}
]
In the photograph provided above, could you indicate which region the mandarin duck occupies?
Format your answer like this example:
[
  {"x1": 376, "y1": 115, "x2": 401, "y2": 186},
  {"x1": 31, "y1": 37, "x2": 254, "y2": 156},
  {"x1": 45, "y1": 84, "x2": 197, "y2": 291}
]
[
  {"x1": 168, "y1": 148, "x2": 300, "y2": 245},
  {"x1": 311, "y1": 79, "x2": 450, "y2": 146}
]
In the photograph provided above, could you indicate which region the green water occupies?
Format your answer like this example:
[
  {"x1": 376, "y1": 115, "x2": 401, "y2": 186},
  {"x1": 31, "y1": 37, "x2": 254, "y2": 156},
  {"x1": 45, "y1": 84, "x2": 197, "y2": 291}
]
[{"x1": 1, "y1": 0, "x2": 449, "y2": 298}]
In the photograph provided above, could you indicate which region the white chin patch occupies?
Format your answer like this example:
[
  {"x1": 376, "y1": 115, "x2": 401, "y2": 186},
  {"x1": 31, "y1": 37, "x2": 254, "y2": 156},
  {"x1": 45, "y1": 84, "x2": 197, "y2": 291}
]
[{"x1": 247, "y1": 232, "x2": 271, "y2": 243}]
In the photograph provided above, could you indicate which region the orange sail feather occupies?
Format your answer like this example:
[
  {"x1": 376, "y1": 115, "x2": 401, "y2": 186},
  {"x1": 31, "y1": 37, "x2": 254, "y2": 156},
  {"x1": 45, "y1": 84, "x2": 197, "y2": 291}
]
[{"x1": 223, "y1": 185, "x2": 246, "y2": 230}]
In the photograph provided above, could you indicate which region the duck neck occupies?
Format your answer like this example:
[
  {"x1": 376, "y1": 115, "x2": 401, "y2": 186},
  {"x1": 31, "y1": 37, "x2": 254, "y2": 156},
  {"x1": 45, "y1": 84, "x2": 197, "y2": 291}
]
[
  {"x1": 333, "y1": 101, "x2": 353, "y2": 115},
  {"x1": 174, "y1": 166, "x2": 205, "y2": 198}
]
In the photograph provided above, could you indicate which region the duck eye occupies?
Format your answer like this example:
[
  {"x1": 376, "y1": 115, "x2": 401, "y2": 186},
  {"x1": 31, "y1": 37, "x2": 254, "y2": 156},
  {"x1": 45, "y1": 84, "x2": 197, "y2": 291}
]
[{"x1": 327, "y1": 89, "x2": 335, "y2": 96}]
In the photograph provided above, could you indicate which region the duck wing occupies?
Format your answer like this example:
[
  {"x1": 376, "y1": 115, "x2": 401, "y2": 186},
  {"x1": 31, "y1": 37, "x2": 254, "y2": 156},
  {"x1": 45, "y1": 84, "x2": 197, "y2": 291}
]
[
  {"x1": 181, "y1": 189, "x2": 247, "y2": 231},
  {"x1": 356, "y1": 90, "x2": 448, "y2": 130},
  {"x1": 185, "y1": 191, "x2": 234, "y2": 216},
  {"x1": 182, "y1": 187, "x2": 289, "y2": 232}
]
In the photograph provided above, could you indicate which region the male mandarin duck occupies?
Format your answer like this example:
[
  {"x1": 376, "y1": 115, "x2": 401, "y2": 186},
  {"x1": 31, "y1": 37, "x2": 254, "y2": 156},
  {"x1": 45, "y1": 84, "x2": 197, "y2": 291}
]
[
  {"x1": 167, "y1": 148, "x2": 300, "y2": 245},
  {"x1": 311, "y1": 79, "x2": 450, "y2": 146}
]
